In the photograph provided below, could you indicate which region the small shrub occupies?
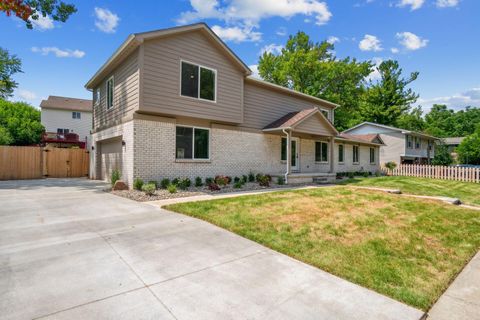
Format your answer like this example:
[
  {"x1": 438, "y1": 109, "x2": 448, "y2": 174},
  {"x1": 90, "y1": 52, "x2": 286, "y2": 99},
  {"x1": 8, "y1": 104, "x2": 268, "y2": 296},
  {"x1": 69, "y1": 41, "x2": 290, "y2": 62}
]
[
  {"x1": 375, "y1": 170, "x2": 381, "y2": 177},
  {"x1": 111, "y1": 169, "x2": 121, "y2": 186},
  {"x1": 257, "y1": 174, "x2": 270, "y2": 187},
  {"x1": 362, "y1": 172, "x2": 369, "y2": 177},
  {"x1": 141, "y1": 183, "x2": 156, "y2": 196},
  {"x1": 215, "y1": 175, "x2": 229, "y2": 186},
  {"x1": 233, "y1": 181, "x2": 243, "y2": 188},
  {"x1": 226, "y1": 176, "x2": 232, "y2": 184},
  {"x1": 195, "y1": 176, "x2": 203, "y2": 187},
  {"x1": 160, "y1": 178, "x2": 170, "y2": 189},
  {"x1": 248, "y1": 172, "x2": 255, "y2": 182},
  {"x1": 133, "y1": 178, "x2": 144, "y2": 190},
  {"x1": 208, "y1": 183, "x2": 221, "y2": 191},
  {"x1": 205, "y1": 177, "x2": 214, "y2": 185},
  {"x1": 347, "y1": 172, "x2": 355, "y2": 179},
  {"x1": 178, "y1": 178, "x2": 191, "y2": 190},
  {"x1": 277, "y1": 176, "x2": 285, "y2": 185},
  {"x1": 171, "y1": 178, "x2": 179, "y2": 186},
  {"x1": 148, "y1": 180, "x2": 158, "y2": 189},
  {"x1": 242, "y1": 175, "x2": 248, "y2": 183},
  {"x1": 255, "y1": 173, "x2": 262, "y2": 182},
  {"x1": 233, "y1": 176, "x2": 240, "y2": 183},
  {"x1": 167, "y1": 184, "x2": 177, "y2": 194},
  {"x1": 385, "y1": 161, "x2": 397, "y2": 171}
]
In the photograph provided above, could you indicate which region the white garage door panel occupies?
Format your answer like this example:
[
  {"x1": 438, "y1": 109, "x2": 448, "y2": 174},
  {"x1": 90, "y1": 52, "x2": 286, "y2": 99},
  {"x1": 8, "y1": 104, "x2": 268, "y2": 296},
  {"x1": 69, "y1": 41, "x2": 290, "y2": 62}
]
[{"x1": 100, "y1": 139, "x2": 122, "y2": 181}]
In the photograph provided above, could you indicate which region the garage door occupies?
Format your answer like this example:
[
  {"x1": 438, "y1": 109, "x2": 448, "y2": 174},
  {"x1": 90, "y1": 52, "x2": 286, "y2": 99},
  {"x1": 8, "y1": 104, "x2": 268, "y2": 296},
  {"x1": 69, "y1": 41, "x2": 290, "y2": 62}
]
[{"x1": 99, "y1": 138, "x2": 122, "y2": 181}]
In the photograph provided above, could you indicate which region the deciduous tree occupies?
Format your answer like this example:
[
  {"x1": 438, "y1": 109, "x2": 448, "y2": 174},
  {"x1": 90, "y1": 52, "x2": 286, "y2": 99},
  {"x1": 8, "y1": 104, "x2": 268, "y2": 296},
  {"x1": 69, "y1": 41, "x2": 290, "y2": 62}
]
[
  {"x1": 0, "y1": 99, "x2": 44, "y2": 145},
  {"x1": 0, "y1": 47, "x2": 22, "y2": 99}
]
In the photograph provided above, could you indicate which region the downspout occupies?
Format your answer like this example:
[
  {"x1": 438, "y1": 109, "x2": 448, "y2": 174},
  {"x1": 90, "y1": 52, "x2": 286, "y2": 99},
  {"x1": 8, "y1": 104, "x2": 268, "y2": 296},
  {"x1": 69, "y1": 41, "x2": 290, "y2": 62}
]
[{"x1": 282, "y1": 128, "x2": 290, "y2": 184}]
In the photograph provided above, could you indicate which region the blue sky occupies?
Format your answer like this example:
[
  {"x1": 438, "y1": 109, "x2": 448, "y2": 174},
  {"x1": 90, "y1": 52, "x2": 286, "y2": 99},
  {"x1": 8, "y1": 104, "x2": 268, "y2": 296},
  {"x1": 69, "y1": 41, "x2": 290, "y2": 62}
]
[{"x1": 2, "y1": 0, "x2": 479, "y2": 112}]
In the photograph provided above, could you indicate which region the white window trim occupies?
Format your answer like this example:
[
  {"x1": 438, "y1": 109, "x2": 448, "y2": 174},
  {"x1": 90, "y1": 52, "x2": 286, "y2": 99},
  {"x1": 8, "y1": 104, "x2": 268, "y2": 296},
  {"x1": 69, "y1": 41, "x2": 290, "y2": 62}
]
[
  {"x1": 319, "y1": 108, "x2": 331, "y2": 122},
  {"x1": 179, "y1": 59, "x2": 217, "y2": 103},
  {"x1": 315, "y1": 140, "x2": 329, "y2": 164},
  {"x1": 415, "y1": 136, "x2": 421, "y2": 149},
  {"x1": 353, "y1": 145, "x2": 360, "y2": 165},
  {"x1": 370, "y1": 147, "x2": 376, "y2": 164},
  {"x1": 94, "y1": 88, "x2": 100, "y2": 106},
  {"x1": 106, "y1": 76, "x2": 114, "y2": 110},
  {"x1": 338, "y1": 144, "x2": 345, "y2": 164},
  {"x1": 406, "y1": 135, "x2": 413, "y2": 149},
  {"x1": 175, "y1": 125, "x2": 211, "y2": 161}
]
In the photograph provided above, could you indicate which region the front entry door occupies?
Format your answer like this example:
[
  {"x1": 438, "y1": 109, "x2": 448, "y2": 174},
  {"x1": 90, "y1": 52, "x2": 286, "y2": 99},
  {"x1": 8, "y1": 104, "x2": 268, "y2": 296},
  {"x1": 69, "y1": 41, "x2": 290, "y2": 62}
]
[{"x1": 291, "y1": 138, "x2": 299, "y2": 171}]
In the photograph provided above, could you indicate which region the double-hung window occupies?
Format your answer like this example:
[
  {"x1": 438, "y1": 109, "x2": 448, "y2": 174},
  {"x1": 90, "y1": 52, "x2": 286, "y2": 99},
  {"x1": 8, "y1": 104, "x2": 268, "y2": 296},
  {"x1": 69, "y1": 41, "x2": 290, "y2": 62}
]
[
  {"x1": 72, "y1": 111, "x2": 81, "y2": 119},
  {"x1": 106, "y1": 77, "x2": 114, "y2": 109},
  {"x1": 407, "y1": 135, "x2": 413, "y2": 149},
  {"x1": 415, "y1": 136, "x2": 420, "y2": 149},
  {"x1": 370, "y1": 147, "x2": 375, "y2": 164},
  {"x1": 181, "y1": 61, "x2": 216, "y2": 102},
  {"x1": 315, "y1": 141, "x2": 328, "y2": 163},
  {"x1": 353, "y1": 145, "x2": 360, "y2": 164},
  {"x1": 176, "y1": 126, "x2": 210, "y2": 160},
  {"x1": 338, "y1": 144, "x2": 344, "y2": 163}
]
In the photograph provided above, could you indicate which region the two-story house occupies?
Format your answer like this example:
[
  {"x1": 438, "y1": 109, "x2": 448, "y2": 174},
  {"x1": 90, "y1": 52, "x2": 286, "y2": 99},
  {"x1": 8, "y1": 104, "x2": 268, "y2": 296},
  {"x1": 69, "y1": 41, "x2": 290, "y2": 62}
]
[
  {"x1": 40, "y1": 96, "x2": 93, "y2": 149},
  {"x1": 85, "y1": 23, "x2": 383, "y2": 186},
  {"x1": 343, "y1": 122, "x2": 439, "y2": 165}
]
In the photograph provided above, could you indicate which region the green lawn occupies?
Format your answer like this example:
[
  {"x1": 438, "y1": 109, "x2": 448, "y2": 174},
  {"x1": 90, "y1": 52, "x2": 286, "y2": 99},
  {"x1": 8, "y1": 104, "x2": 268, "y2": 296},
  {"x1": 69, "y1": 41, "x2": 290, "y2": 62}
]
[
  {"x1": 338, "y1": 176, "x2": 480, "y2": 206},
  {"x1": 165, "y1": 187, "x2": 480, "y2": 311}
]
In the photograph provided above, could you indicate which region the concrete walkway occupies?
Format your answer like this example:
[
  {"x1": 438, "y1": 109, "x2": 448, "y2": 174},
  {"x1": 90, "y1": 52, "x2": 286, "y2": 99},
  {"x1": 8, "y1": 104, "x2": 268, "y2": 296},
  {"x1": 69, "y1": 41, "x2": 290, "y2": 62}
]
[
  {"x1": 428, "y1": 252, "x2": 480, "y2": 320},
  {"x1": 0, "y1": 179, "x2": 424, "y2": 320}
]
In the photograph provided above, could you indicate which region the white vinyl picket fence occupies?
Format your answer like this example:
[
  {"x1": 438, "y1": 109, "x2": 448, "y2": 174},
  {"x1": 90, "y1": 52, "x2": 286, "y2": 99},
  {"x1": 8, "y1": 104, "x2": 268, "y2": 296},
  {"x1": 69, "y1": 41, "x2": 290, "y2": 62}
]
[{"x1": 382, "y1": 164, "x2": 480, "y2": 183}]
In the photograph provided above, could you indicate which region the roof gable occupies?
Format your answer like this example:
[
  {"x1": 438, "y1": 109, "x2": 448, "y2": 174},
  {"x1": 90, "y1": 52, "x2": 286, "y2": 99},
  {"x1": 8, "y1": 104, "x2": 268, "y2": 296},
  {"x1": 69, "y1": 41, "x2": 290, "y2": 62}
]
[
  {"x1": 40, "y1": 96, "x2": 92, "y2": 112},
  {"x1": 263, "y1": 108, "x2": 338, "y2": 136}
]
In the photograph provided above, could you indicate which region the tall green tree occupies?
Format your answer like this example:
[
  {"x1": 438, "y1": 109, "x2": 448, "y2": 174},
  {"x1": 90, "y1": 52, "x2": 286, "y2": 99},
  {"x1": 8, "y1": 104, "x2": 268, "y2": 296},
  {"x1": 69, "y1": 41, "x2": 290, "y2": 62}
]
[
  {"x1": 396, "y1": 106, "x2": 425, "y2": 132},
  {"x1": 0, "y1": 0, "x2": 76, "y2": 29},
  {"x1": 431, "y1": 144, "x2": 453, "y2": 166},
  {"x1": 457, "y1": 127, "x2": 480, "y2": 165},
  {"x1": 258, "y1": 31, "x2": 373, "y2": 131},
  {"x1": 360, "y1": 60, "x2": 419, "y2": 126},
  {"x1": 0, "y1": 99, "x2": 44, "y2": 145},
  {"x1": 424, "y1": 105, "x2": 480, "y2": 137},
  {"x1": 0, "y1": 47, "x2": 22, "y2": 99}
]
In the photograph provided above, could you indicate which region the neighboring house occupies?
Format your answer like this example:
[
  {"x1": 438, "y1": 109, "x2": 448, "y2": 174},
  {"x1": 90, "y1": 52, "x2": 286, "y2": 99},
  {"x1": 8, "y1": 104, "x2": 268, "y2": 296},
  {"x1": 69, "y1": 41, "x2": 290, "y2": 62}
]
[
  {"x1": 343, "y1": 122, "x2": 439, "y2": 165},
  {"x1": 85, "y1": 23, "x2": 383, "y2": 186},
  {"x1": 443, "y1": 137, "x2": 465, "y2": 162},
  {"x1": 40, "y1": 96, "x2": 93, "y2": 149}
]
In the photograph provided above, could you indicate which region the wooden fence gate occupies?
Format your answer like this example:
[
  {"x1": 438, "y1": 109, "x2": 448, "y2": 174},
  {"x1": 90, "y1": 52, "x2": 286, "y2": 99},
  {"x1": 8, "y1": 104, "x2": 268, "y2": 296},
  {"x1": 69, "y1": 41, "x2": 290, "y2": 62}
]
[{"x1": 0, "y1": 146, "x2": 89, "y2": 180}]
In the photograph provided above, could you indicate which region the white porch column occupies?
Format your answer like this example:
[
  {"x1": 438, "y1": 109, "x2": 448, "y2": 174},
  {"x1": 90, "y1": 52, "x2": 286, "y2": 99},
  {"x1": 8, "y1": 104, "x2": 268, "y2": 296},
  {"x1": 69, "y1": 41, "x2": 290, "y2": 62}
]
[
  {"x1": 329, "y1": 136, "x2": 335, "y2": 173},
  {"x1": 286, "y1": 130, "x2": 291, "y2": 175}
]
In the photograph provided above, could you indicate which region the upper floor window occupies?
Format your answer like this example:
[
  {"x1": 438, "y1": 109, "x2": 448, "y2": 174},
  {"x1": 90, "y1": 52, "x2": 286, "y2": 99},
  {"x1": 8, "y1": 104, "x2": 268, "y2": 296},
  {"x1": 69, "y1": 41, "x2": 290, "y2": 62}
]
[
  {"x1": 106, "y1": 76, "x2": 114, "y2": 109},
  {"x1": 72, "y1": 112, "x2": 81, "y2": 119},
  {"x1": 320, "y1": 109, "x2": 329, "y2": 120},
  {"x1": 181, "y1": 61, "x2": 216, "y2": 102},
  {"x1": 57, "y1": 128, "x2": 69, "y2": 135},
  {"x1": 176, "y1": 126, "x2": 210, "y2": 160},
  {"x1": 406, "y1": 135, "x2": 413, "y2": 149},
  {"x1": 353, "y1": 145, "x2": 360, "y2": 164},
  {"x1": 315, "y1": 141, "x2": 328, "y2": 163},
  {"x1": 415, "y1": 136, "x2": 421, "y2": 149}
]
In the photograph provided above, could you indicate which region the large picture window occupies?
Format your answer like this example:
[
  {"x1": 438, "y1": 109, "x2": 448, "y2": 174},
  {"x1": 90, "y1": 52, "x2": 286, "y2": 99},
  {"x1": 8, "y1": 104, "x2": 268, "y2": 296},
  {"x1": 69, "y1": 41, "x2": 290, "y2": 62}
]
[
  {"x1": 353, "y1": 145, "x2": 360, "y2": 164},
  {"x1": 106, "y1": 77, "x2": 114, "y2": 109},
  {"x1": 315, "y1": 141, "x2": 328, "y2": 163},
  {"x1": 181, "y1": 61, "x2": 216, "y2": 102},
  {"x1": 176, "y1": 126, "x2": 209, "y2": 160},
  {"x1": 338, "y1": 144, "x2": 344, "y2": 163}
]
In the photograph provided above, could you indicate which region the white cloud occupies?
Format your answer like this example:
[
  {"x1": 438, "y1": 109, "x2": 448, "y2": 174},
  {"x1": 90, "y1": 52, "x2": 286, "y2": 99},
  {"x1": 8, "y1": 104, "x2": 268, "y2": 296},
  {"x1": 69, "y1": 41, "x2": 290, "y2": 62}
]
[
  {"x1": 30, "y1": 14, "x2": 54, "y2": 30},
  {"x1": 327, "y1": 36, "x2": 340, "y2": 44},
  {"x1": 397, "y1": 0, "x2": 425, "y2": 10},
  {"x1": 259, "y1": 43, "x2": 284, "y2": 55},
  {"x1": 16, "y1": 89, "x2": 37, "y2": 101},
  {"x1": 249, "y1": 64, "x2": 261, "y2": 79},
  {"x1": 436, "y1": 0, "x2": 460, "y2": 8},
  {"x1": 391, "y1": 47, "x2": 400, "y2": 54},
  {"x1": 178, "y1": 0, "x2": 332, "y2": 29},
  {"x1": 366, "y1": 57, "x2": 383, "y2": 82},
  {"x1": 417, "y1": 87, "x2": 480, "y2": 111},
  {"x1": 94, "y1": 7, "x2": 119, "y2": 33},
  {"x1": 359, "y1": 34, "x2": 383, "y2": 52},
  {"x1": 211, "y1": 25, "x2": 261, "y2": 42},
  {"x1": 276, "y1": 27, "x2": 287, "y2": 36},
  {"x1": 31, "y1": 47, "x2": 86, "y2": 58},
  {"x1": 396, "y1": 32, "x2": 428, "y2": 50}
]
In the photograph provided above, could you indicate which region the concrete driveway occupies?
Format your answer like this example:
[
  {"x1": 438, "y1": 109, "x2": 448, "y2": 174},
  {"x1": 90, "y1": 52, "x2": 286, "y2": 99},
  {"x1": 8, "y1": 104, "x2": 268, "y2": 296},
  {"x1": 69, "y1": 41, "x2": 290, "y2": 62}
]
[{"x1": 0, "y1": 179, "x2": 424, "y2": 320}]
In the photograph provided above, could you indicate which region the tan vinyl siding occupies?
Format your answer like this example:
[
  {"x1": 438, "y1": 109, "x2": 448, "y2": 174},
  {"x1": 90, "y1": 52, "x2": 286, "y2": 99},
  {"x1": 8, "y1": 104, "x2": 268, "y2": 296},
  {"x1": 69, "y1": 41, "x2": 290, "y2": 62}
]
[
  {"x1": 295, "y1": 114, "x2": 334, "y2": 136},
  {"x1": 141, "y1": 31, "x2": 244, "y2": 123},
  {"x1": 93, "y1": 49, "x2": 139, "y2": 130},
  {"x1": 243, "y1": 83, "x2": 334, "y2": 130}
]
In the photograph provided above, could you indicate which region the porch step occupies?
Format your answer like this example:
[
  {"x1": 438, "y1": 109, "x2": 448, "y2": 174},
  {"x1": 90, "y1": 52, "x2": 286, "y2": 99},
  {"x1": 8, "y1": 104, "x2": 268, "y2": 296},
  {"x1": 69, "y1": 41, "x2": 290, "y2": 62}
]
[{"x1": 313, "y1": 177, "x2": 330, "y2": 184}]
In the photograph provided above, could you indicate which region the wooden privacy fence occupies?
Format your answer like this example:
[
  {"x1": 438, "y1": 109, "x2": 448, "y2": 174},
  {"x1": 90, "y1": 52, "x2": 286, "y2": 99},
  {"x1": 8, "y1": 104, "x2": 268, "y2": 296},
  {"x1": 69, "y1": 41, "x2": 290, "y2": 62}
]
[
  {"x1": 383, "y1": 164, "x2": 480, "y2": 183},
  {"x1": 0, "y1": 146, "x2": 89, "y2": 180}
]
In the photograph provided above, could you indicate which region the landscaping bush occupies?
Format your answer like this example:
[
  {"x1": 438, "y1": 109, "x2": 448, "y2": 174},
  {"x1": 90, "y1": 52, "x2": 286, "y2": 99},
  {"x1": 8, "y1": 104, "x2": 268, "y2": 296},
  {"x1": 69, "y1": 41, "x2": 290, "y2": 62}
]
[
  {"x1": 233, "y1": 181, "x2": 243, "y2": 188},
  {"x1": 375, "y1": 170, "x2": 382, "y2": 177},
  {"x1": 141, "y1": 183, "x2": 156, "y2": 196},
  {"x1": 257, "y1": 174, "x2": 271, "y2": 187},
  {"x1": 167, "y1": 184, "x2": 177, "y2": 194},
  {"x1": 385, "y1": 161, "x2": 397, "y2": 172},
  {"x1": 362, "y1": 172, "x2": 369, "y2": 177},
  {"x1": 215, "y1": 175, "x2": 229, "y2": 186},
  {"x1": 242, "y1": 175, "x2": 248, "y2": 183},
  {"x1": 148, "y1": 180, "x2": 158, "y2": 189},
  {"x1": 248, "y1": 172, "x2": 255, "y2": 182},
  {"x1": 347, "y1": 172, "x2": 355, "y2": 179},
  {"x1": 160, "y1": 178, "x2": 170, "y2": 189},
  {"x1": 336, "y1": 172, "x2": 345, "y2": 179},
  {"x1": 178, "y1": 178, "x2": 191, "y2": 190},
  {"x1": 205, "y1": 177, "x2": 214, "y2": 185},
  {"x1": 226, "y1": 176, "x2": 232, "y2": 184},
  {"x1": 277, "y1": 176, "x2": 285, "y2": 185},
  {"x1": 171, "y1": 178, "x2": 179, "y2": 186},
  {"x1": 208, "y1": 183, "x2": 221, "y2": 191},
  {"x1": 195, "y1": 176, "x2": 203, "y2": 187},
  {"x1": 133, "y1": 178, "x2": 144, "y2": 190},
  {"x1": 111, "y1": 169, "x2": 121, "y2": 186},
  {"x1": 233, "y1": 176, "x2": 240, "y2": 183}
]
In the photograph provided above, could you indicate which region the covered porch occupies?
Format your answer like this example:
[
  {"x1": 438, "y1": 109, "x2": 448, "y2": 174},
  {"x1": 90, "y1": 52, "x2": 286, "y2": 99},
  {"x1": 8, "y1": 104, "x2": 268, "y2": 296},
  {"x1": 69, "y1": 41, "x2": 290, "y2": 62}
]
[{"x1": 263, "y1": 107, "x2": 339, "y2": 184}]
